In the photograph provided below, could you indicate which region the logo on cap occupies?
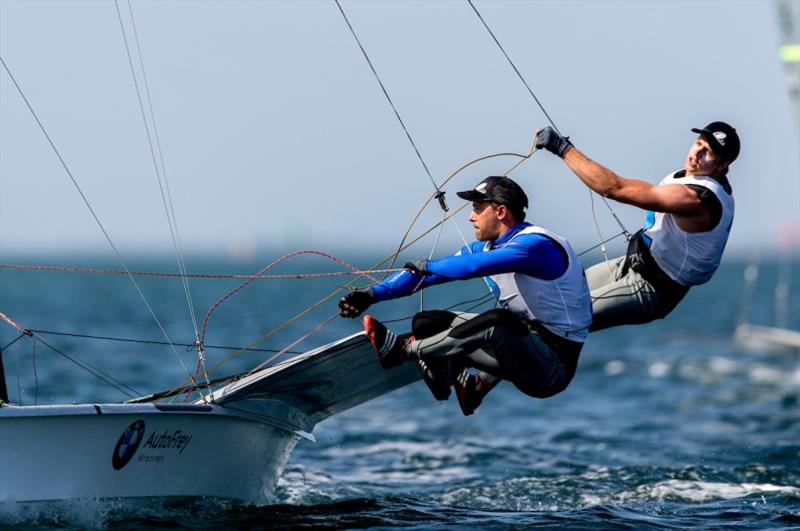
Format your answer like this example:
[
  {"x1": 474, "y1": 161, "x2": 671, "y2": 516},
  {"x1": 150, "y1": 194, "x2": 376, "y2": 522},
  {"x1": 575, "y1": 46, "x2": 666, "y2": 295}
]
[
  {"x1": 713, "y1": 131, "x2": 727, "y2": 146},
  {"x1": 475, "y1": 183, "x2": 488, "y2": 193}
]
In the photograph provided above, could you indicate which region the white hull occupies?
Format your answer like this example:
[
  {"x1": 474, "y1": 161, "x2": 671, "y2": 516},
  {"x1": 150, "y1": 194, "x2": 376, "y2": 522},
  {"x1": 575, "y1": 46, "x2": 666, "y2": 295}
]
[
  {"x1": 735, "y1": 323, "x2": 800, "y2": 352},
  {"x1": 1, "y1": 403, "x2": 301, "y2": 504},
  {"x1": 0, "y1": 332, "x2": 420, "y2": 504}
]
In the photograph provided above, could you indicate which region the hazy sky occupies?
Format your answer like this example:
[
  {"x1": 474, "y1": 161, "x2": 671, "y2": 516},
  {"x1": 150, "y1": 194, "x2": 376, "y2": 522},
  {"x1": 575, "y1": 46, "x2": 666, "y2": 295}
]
[{"x1": 1, "y1": 0, "x2": 798, "y2": 263}]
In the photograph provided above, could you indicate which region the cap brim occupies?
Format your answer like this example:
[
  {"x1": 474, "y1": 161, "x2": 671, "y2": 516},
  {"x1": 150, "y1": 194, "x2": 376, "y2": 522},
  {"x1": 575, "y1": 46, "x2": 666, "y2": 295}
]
[
  {"x1": 456, "y1": 190, "x2": 490, "y2": 202},
  {"x1": 691, "y1": 127, "x2": 725, "y2": 152}
]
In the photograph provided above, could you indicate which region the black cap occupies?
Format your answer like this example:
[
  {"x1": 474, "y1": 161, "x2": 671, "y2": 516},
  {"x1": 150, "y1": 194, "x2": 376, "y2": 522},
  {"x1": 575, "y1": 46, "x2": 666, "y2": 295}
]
[
  {"x1": 691, "y1": 121, "x2": 740, "y2": 162},
  {"x1": 456, "y1": 176, "x2": 528, "y2": 212}
]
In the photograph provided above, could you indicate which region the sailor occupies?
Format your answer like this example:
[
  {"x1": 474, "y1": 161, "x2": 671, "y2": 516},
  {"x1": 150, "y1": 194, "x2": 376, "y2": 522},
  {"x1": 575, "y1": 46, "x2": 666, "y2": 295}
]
[
  {"x1": 339, "y1": 176, "x2": 592, "y2": 415},
  {"x1": 534, "y1": 122, "x2": 738, "y2": 331}
]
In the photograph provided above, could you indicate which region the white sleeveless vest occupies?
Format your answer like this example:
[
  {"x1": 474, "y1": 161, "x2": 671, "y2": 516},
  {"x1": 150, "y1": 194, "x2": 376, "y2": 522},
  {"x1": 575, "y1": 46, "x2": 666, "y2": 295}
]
[
  {"x1": 645, "y1": 172, "x2": 734, "y2": 286},
  {"x1": 488, "y1": 226, "x2": 592, "y2": 342}
]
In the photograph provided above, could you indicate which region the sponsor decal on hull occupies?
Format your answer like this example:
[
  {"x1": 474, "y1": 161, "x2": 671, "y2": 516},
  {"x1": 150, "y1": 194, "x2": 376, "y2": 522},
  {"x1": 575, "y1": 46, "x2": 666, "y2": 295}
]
[
  {"x1": 112, "y1": 421, "x2": 195, "y2": 470},
  {"x1": 112, "y1": 419, "x2": 145, "y2": 470}
]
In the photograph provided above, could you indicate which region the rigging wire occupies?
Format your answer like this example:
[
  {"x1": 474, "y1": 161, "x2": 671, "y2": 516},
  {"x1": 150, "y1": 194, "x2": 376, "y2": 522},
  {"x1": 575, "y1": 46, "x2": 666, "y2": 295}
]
[
  {"x1": 194, "y1": 146, "x2": 539, "y2": 380},
  {"x1": 132, "y1": 291, "x2": 497, "y2": 403},
  {"x1": 0, "y1": 262, "x2": 402, "y2": 280},
  {"x1": 334, "y1": 0, "x2": 488, "y2": 288},
  {"x1": 333, "y1": 0, "x2": 442, "y2": 199},
  {"x1": 114, "y1": 1, "x2": 208, "y2": 385},
  {"x1": 27, "y1": 328, "x2": 302, "y2": 354},
  {"x1": 466, "y1": 0, "x2": 561, "y2": 135},
  {"x1": 0, "y1": 311, "x2": 141, "y2": 399},
  {"x1": 1, "y1": 333, "x2": 28, "y2": 352},
  {"x1": 0, "y1": 55, "x2": 202, "y2": 397},
  {"x1": 32, "y1": 333, "x2": 141, "y2": 399},
  {"x1": 465, "y1": 0, "x2": 631, "y2": 261}
]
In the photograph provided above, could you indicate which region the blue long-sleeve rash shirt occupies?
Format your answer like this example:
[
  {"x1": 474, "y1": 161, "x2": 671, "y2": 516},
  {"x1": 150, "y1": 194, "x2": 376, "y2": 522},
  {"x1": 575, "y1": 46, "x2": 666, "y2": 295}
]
[{"x1": 371, "y1": 223, "x2": 568, "y2": 302}]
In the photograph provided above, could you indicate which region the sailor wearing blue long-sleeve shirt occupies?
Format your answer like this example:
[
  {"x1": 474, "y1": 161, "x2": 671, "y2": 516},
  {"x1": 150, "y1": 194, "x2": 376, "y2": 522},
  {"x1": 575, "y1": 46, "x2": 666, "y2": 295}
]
[{"x1": 339, "y1": 176, "x2": 592, "y2": 416}]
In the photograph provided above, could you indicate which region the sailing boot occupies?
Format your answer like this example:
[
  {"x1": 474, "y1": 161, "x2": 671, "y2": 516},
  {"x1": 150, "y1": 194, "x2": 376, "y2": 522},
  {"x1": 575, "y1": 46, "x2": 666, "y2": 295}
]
[
  {"x1": 454, "y1": 370, "x2": 496, "y2": 416},
  {"x1": 363, "y1": 315, "x2": 412, "y2": 369},
  {"x1": 416, "y1": 359, "x2": 451, "y2": 401}
]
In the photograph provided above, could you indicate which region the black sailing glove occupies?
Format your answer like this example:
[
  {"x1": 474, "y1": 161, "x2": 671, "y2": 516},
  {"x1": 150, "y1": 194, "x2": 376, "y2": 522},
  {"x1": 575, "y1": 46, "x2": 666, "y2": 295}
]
[
  {"x1": 534, "y1": 126, "x2": 573, "y2": 158},
  {"x1": 404, "y1": 259, "x2": 430, "y2": 275},
  {"x1": 338, "y1": 289, "x2": 375, "y2": 318}
]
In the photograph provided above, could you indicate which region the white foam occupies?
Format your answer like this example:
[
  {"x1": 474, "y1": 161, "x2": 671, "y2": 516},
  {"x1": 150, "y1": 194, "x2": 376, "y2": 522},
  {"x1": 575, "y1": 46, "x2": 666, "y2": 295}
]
[
  {"x1": 708, "y1": 356, "x2": 738, "y2": 375},
  {"x1": 749, "y1": 364, "x2": 800, "y2": 388},
  {"x1": 604, "y1": 360, "x2": 626, "y2": 375},
  {"x1": 648, "y1": 361, "x2": 670, "y2": 378},
  {"x1": 0, "y1": 498, "x2": 111, "y2": 528},
  {"x1": 634, "y1": 480, "x2": 800, "y2": 502},
  {"x1": 321, "y1": 439, "x2": 478, "y2": 462}
]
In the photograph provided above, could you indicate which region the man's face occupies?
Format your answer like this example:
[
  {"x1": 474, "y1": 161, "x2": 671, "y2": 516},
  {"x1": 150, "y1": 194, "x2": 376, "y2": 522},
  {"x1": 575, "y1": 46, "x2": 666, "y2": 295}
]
[
  {"x1": 685, "y1": 136, "x2": 729, "y2": 176},
  {"x1": 469, "y1": 201, "x2": 504, "y2": 241}
]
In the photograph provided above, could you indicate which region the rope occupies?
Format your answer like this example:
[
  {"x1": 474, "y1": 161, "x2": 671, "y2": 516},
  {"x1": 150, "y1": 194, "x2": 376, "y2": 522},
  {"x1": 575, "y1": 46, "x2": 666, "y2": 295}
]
[
  {"x1": 26, "y1": 328, "x2": 302, "y2": 355},
  {"x1": 382, "y1": 149, "x2": 533, "y2": 278},
  {"x1": 0, "y1": 312, "x2": 32, "y2": 336},
  {"x1": 115, "y1": 1, "x2": 210, "y2": 388},
  {"x1": 576, "y1": 231, "x2": 626, "y2": 257},
  {"x1": 200, "y1": 146, "x2": 539, "y2": 377},
  {"x1": 115, "y1": 0, "x2": 202, "y2": 348},
  {"x1": 1, "y1": 333, "x2": 28, "y2": 352},
  {"x1": 464, "y1": 1, "x2": 631, "y2": 251},
  {"x1": 198, "y1": 249, "x2": 382, "y2": 346},
  {"x1": 466, "y1": 0, "x2": 561, "y2": 134},
  {"x1": 334, "y1": 0, "x2": 442, "y2": 198},
  {"x1": 0, "y1": 263, "x2": 401, "y2": 280},
  {"x1": 246, "y1": 313, "x2": 339, "y2": 375},
  {"x1": 0, "y1": 55, "x2": 202, "y2": 395},
  {"x1": 0, "y1": 312, "x2": 141, "y2": 399}
]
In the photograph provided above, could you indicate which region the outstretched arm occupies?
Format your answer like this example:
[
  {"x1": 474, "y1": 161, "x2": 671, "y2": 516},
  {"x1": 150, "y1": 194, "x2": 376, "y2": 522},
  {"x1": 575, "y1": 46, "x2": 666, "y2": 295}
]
[
  {"x1": 562, "y1": 147, "x2": 704, "y2": 216},
  {"x1": 535, "y1": 126, "x2": 706, "y2": 219},
  {"x1": 371, "y1": 234, "x2": 566, "y2": 302}
]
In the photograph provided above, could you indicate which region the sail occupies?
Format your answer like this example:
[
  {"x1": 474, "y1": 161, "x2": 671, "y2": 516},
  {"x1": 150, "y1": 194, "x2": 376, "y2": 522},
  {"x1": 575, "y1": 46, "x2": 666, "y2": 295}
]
[{"x1": 775, "y1": 0, "x2": 800, "y2": 131}]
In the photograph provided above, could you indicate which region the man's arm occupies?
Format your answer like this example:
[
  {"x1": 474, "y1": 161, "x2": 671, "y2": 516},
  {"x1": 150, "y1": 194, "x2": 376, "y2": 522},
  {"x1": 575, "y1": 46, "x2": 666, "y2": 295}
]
[
  {"x1": 339, "y1": 235, "x2": 566, "y2": 317},
  {"x1": 562, "y1": 147, "x2": 704, "y2": 216},
  {"x1": 535, "y1": 126, "x2": 706, "y2": 220},
  {"x1": 373, "y1": 234, "x2": 566, "y2": 300}
]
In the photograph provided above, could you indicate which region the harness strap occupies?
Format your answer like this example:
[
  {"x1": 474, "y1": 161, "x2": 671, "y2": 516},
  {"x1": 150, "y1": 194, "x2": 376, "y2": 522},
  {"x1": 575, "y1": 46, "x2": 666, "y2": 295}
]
[{"x1": 623, "y1": 230, "x2": 690, "y2": 317}]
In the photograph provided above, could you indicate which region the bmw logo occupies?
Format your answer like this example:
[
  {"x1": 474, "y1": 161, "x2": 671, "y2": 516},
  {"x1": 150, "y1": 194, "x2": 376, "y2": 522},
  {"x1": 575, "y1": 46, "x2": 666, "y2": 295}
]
[{"x1": 112, "y1": 419, "x2": 145, "y2": 470}]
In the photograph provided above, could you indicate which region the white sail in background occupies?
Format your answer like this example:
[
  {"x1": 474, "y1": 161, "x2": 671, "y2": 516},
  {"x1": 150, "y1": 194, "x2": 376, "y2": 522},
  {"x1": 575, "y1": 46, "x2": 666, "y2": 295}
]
[{"x1": 775, "y1": 0, "x2": 800, "y2": 131}]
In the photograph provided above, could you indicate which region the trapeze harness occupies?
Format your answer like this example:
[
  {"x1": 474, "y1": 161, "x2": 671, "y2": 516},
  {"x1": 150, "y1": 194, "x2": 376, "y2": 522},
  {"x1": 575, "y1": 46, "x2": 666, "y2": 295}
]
[{"x1": 623, "y1": 170, "x2": 734, "y2": 316}]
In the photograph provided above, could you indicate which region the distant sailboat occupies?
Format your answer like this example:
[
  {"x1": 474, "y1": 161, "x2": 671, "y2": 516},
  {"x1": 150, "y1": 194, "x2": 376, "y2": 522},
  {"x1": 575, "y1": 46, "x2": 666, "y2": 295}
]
[
  {"x1": 734, "y1": 1, "x2": 800, "y2": 353},
  {"x1": 734, "y1": 262, "x2": 800, "y2": 352}
]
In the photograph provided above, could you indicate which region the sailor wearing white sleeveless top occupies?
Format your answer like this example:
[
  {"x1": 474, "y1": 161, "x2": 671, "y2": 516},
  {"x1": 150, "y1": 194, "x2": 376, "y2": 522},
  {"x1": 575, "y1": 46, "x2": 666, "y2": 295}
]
[{"x1": 535, "y1": 121, "x2": 739, "y2": 331}]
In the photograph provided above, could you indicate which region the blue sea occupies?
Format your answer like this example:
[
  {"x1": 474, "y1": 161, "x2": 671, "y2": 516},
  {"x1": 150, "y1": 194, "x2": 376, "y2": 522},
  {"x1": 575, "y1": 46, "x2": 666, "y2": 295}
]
[{"x1": 0, "y1": 253, "x2": 798, "y2": 529}]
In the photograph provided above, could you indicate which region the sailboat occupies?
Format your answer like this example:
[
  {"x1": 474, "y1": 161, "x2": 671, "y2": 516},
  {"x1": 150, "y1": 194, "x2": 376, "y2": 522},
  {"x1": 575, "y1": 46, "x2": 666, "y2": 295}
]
[
  {"x1": 0, "y1": 1, "x2": 518, "y2": 504},
  {"x1": 1, "y1": 327, "x2": 419, "y2": 503},
  {"x1": 733, "y1": 0, "x2": 800, "y2": 353},
  {"x1": 0, "y1": 2, "x2": 437, "y2": 504},
  {"x1": 734, "y1": 261, "x2": 800, "y2": 352}
]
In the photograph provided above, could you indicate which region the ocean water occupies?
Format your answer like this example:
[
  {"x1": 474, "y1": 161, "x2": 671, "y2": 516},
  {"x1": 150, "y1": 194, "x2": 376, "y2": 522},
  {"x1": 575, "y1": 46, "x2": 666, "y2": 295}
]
[{"x1": 0, "y1": 254, "x2": 798, "y2": 529}]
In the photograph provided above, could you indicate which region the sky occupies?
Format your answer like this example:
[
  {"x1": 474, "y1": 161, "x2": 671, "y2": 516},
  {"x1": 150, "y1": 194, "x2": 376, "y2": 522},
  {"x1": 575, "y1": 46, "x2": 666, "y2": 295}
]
[{"x1": 1, "y1": 0, "x2": 799, "y2": 264}]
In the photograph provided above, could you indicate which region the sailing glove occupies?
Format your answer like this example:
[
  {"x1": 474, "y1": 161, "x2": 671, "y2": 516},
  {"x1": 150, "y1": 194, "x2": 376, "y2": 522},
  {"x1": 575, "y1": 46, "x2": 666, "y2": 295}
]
[
  {"x1": 339, "y1": 289, "x2": 375, "y2": 318},
  {"x1": 404, "y1": 259, "x2": 430, "y2": 275},
  {"x1": 534, "y1": 126, "x2": 573, "y2": 158}
]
